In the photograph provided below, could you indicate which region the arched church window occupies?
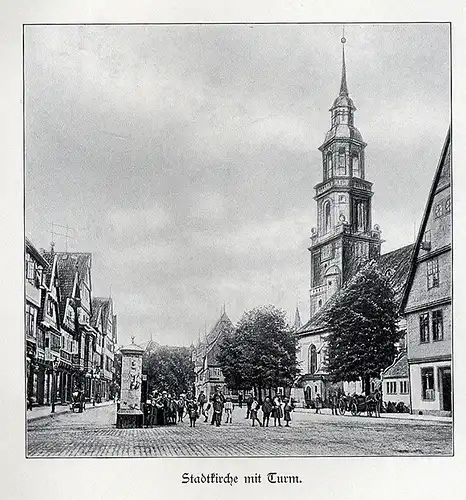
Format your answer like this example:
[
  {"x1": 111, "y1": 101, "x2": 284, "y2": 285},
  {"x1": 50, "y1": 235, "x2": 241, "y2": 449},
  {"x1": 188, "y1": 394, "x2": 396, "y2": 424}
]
[
  {"x1": 338, "y1": 148, "x2": 346, "y2": 175},
  {"x1": 326, "y1": 152, "x2": 333, "y2": 179},
  {"x1": 357, "y1": 201, "x2": 366, "y2": 232},
  {"x1": 323, "y1": 201, "x2": 331, "y2": 234},
  {"x1": 352, "y1": 154, "x2": 361, "y2": 178},
  {"x1": 308, "y1": 344, "x2": 317, "y2": 374}
]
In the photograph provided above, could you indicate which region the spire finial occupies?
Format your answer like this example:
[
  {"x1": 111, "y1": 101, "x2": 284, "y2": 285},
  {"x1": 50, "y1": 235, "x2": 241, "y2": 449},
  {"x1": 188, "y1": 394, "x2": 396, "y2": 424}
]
[{"x1": 340, "y1": 27, "x2": 348, "y2": 96}]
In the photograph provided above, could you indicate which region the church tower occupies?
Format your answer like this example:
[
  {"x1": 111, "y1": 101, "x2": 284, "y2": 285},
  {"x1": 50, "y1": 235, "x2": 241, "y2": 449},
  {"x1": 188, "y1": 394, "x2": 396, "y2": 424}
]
[{"x1": 309, "y1": 34, "x2": 383, "y2": 318}]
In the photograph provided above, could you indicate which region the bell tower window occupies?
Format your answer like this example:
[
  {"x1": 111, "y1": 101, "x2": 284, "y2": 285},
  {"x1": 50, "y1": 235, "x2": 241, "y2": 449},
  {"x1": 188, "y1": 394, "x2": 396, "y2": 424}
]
[
  {"x1": 325, "y1": 152, "x2": 333, "y2": 180},
  {"x1": 352, "y1": 154, "x2": 360, "y2": 178},
  {"x1": 338, "y1": 147, "x2": 346, "y2": 175},
  {"x1": 323, "y1": 201, "x2": 332, "y2": 234}
]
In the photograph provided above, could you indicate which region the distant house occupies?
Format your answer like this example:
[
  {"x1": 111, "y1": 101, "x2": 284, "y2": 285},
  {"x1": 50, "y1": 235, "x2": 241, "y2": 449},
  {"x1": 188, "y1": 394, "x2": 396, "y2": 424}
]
[
  {"x1": 91, "y1": 297, "x2": 118, "y2": 400},
  {"x1": 380, "y1": 352, "x2": 410, "y2": 408},
  {"x1": 401, "y1": 130, "x2": 452, "y2": 416},
  {"x1": 192, "y1": 311, "x2": 235, "y2": 400}
]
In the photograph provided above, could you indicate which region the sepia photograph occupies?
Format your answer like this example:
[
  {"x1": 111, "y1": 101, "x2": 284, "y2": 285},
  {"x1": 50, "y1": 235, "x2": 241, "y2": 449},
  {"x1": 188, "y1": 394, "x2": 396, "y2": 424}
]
[{"x1": 24, "y1": 22, "x2": 452, "y2": 458}]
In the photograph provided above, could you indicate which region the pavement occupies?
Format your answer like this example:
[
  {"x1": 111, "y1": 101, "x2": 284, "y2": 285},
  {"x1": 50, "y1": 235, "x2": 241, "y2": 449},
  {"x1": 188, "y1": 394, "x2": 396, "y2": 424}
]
[
  {"x1": 294, "y1": 407, "x2": 453, "y2": 423},
  {"x1": 26, "y1": 400, "x2": 115, "y2": 422},
  {"x1": 27, "y1": 403, "x2": 452, "y2": 458}
]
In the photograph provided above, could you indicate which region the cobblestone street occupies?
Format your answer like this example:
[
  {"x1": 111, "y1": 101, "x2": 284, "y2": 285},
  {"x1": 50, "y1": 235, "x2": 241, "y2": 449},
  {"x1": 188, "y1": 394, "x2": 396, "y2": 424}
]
[{"x1": 27, "y1": 403, "x2": 452, "y2": 457}]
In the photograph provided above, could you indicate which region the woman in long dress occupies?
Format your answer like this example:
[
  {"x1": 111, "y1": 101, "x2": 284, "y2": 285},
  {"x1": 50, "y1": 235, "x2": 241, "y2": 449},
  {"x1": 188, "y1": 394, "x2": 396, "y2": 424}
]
[{"x1": 272, "y1": 396, "x2": 283, "y2": 427}]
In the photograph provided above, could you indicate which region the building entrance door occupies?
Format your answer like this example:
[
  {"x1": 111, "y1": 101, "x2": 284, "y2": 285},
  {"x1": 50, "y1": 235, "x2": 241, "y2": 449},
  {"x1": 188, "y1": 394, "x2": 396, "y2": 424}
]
[{"x1": 440, "y1": 368, "x2": 452, "y2": 412}]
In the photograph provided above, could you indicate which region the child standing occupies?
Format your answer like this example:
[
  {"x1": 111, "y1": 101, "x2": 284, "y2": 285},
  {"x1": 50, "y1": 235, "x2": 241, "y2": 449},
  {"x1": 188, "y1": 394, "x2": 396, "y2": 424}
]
[
  {"x1": 283, "y1": 398, "x2": 293, "y2": 426},
  {"x1": 224, "y1": 397, "x2": 233, "y2": 423},
  {"x1": 250, "y1": 396, "x2": 263, "y2": 427}
]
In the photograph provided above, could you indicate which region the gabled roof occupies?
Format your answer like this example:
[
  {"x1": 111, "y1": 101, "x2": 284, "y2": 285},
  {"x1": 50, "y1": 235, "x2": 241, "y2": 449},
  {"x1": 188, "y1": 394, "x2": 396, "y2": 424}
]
[
  {"x1": 91, "y1": 298, "x2": 104, "y2": 329},
  {"x1": 25, "y1": 238, "x2": 48, "y2": 267},
  {"x1": 400, "y1": 128, "x2": 451, "y2": 311},
  {"x1": 43, "y1": 252, "x2": 91, "y2": 323},
  {"x1": 92, "y1": 297, "x2": 113, "y2": 331},
  {"x1": 298, "y1": 243, "x2": 415, "y2": 335},
  {"x1": 382, "y1": 352, "x2": 408, "y2": 379},
  {"x1": 194, "y1": 312, "x2": 235, "y2": 365}
]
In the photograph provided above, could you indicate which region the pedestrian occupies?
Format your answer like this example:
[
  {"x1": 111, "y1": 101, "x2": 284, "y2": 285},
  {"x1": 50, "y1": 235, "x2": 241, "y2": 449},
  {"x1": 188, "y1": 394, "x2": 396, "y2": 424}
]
[
  {"x1": 186, "y1": 398, "x2": 199, "y2": 428},
  {"x1": 261, "y1": 396, "x2": 273, "y2": 427},
  {"x1": 315, "y1": 393, "x2": 322, "y2": 414},
  {"x1": 203, "y1": 402, "x2": 211, "y2": 422},
  {"x1": 224, "y1": 397, "x2": 233, "y2": 423},
  {"x1": 211, "y1": 387, "x2": 225, "y2": 426},
  {"x1": 177, "y1": 395, "x2": 185, "y2": 423},
  {"x1": 250, "y1": 396, "x2": 263, "y2": 427},
  {"x1": 272, "y1": 395, "x2": 283, "y2": 426},
  {"x1": 197, "y1": 391, "x2": 206, "y2": 415},
  {"x1": 330, "y1": 391, "x2": 339, "y2": 416},
  {"x1": 238, "y1": 393, "x2": 243, "y2": 409},
  {"x1": 245, "y1": 393, "x2": 253, "y2": 419},
  {"x1": 283, "y1": 398, "x2": 293, "y2": 427}
]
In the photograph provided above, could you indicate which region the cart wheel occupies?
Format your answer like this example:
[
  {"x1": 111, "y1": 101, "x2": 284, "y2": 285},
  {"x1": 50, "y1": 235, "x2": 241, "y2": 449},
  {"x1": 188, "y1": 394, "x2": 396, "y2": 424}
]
[
  {"x1": 351, "y1": 402, "x2": 358, "y2": 416},
  {"x1": 338, "y1": 401, "x2": 346, "y2": 415}
]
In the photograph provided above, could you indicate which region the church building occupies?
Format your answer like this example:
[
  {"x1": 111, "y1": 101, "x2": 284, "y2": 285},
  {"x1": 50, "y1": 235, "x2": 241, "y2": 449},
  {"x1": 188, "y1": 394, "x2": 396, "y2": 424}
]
[{"x1": 295, "y1": 36, "x2": 414, "y2": 405}]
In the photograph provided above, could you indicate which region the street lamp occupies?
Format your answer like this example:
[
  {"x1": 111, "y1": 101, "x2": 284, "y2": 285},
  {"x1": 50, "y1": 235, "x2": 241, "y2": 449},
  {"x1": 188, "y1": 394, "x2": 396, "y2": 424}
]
[{"x1": 51, "y1": 357, "x2": 58, "y2": 413}]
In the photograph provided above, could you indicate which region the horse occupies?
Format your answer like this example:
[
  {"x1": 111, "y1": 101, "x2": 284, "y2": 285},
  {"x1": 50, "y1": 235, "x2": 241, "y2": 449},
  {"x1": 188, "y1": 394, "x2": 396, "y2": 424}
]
[{"x1": 365, "y1": 391, "x2": 381, "y2": 418}]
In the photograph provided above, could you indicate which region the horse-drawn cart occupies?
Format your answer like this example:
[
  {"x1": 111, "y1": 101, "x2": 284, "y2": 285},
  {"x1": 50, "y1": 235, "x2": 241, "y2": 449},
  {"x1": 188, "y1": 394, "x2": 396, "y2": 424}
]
[{"x1": 338, "y1": 393, "x2": 381, "y2": 417}]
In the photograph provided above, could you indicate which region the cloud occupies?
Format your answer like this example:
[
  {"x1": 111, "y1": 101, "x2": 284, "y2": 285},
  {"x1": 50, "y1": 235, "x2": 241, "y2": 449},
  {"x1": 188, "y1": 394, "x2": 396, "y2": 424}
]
[{"x1": 25, "y1": 24, "x2": 450, "y2": 346}]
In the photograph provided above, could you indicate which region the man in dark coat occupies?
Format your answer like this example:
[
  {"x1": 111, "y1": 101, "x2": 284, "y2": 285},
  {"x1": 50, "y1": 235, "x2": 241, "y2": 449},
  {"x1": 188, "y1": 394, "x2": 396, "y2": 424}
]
[
  {"x1": 210, "y1": 387, "x2": 225, "y2": 426},
  {"x1": 245, "y1": 393, "x2": 253, "y2": 419}
]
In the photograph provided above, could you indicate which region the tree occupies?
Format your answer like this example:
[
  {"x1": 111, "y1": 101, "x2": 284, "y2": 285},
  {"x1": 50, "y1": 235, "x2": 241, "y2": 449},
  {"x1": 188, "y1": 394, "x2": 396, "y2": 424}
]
[
  {"x1": 217, "y1": 305, "x2": 299, "y2": 399},
  {"x1": 321, "y1": 263, "x2": 401, "y2": 394},
  {"x1": 142, "y1": 345, "x2": 195, "y2": 396}
]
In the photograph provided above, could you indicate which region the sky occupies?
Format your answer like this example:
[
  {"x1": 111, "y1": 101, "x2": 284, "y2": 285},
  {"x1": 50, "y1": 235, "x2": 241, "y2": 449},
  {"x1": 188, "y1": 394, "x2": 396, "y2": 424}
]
[{"x1": 24, "y1": 23, "x2": 450, "y2": 347}]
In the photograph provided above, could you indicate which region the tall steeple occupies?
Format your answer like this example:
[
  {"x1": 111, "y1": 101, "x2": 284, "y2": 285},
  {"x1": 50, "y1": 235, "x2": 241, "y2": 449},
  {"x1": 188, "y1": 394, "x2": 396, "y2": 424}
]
[
  {"x1": 308, "y1": 32, "x2": 382, "y2": 318},
  {"x1": 294, "y1": 306, "x2": 302, "y2": 330},
  {"x1": 339, "y1": 32, "x2": 348, "y2": 96}
]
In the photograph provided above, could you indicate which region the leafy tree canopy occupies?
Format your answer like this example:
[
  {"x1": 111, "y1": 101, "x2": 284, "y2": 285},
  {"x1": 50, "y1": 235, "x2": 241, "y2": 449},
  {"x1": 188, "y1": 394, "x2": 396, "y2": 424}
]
[
  {"x1": 217, "y1": 305, "x2": 299, "y2": 394},
  {"x1": 142, "y1": 345, "x2": 195, "y2": 396},
  {"x1": 321, "y1": 263, "x2": 401, "y2": 393}
]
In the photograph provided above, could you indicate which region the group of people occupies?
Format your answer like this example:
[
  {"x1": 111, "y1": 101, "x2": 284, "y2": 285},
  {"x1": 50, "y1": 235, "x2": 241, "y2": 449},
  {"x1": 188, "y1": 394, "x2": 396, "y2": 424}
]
[
  {"x1": 245, "y1": 394, "x2": 294, "y2": 427},
  {"x1": 143, "y1": 390, "x2": 187, "y2": 427},
  {"x1": 143, "y1": 388, "x2": 296, "y2": 428},
  {"x1": 196, "y1": 390, "x2": 295, "y2": 428}
]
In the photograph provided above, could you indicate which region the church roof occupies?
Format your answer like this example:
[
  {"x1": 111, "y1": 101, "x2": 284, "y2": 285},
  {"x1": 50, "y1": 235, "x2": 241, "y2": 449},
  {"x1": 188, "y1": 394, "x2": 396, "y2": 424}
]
[
  {"x1": 194, "y1": 312, "x2": 236, "y2": 366},
  {"x1": 298, "y1": 243, "x2": 415, "y2": 336},
  {"x1": 324, "y1": 124, "x2": 364, "y2": 144},
  {"x1": 382, "y1": 352, "x2": 408, "y2": 379}
]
